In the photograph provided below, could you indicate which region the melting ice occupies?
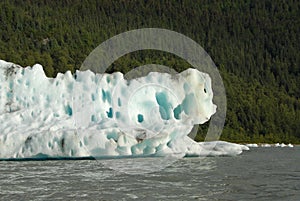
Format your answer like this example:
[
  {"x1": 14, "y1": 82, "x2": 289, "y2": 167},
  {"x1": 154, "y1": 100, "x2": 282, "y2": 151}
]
[{"x1": 0, "y1": 60, "x2": 248, "y2": 159}]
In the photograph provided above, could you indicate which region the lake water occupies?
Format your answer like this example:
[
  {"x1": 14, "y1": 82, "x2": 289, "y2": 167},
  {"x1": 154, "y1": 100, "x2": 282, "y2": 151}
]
[{"x1": 0, "y1": 147, "x2": 299, "y2": 200}]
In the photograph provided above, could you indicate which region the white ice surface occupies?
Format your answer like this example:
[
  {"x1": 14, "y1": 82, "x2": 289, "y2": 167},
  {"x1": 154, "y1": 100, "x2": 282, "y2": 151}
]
[
  {"x1": 246, "y1": 143, "x2": 258, "y2": 148},
  {"x1": 274, "y1": 143, "x2": 294, "y2": 148},
  {"x1": 261, "y1": 144, "x2": 271, "y2": 147},
  {"x1": 0, "y1": 60, "x2": 247, "y2": 159},
  {"x1": 244, "y1": 143, "x2": 294, "y2": 148}
]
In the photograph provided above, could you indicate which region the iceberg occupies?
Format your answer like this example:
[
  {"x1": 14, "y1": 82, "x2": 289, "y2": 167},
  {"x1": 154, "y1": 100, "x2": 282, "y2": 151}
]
[
  {"x1": 0, "y1": 60, "x2": 246, "y2": 159},
  {"x1": 274, "y1": 143, "x2": 294, "y2": 148},
  {"x1": 261, "y1": 144, "x2": 271, "y2": 147},
  {"x1": 246, "y1": 143, "x2": 259, "y2": 148}
]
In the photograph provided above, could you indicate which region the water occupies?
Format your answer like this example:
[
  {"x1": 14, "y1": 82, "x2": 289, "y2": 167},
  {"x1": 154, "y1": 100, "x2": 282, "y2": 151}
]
[{"x1": 0, "y1": 147, "x2": 299, "y2": 200}]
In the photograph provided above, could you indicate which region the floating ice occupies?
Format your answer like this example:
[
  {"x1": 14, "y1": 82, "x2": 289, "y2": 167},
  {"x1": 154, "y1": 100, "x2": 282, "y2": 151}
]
[
  {"x1": 0, "y1": 60, "x2": 246, "y2": 159},
  {"x1": 274, "y1": 143, "x2": 294, "y2": 148},
  {"x1": 244, "y1": 143, "x2": 294, "y2": 148},
  {"x1": 261, "y1": 144, "x2": 271, "y2": 148},
  {"x1": 246, "y1": 143, "x2": 259, "y2": 148}
]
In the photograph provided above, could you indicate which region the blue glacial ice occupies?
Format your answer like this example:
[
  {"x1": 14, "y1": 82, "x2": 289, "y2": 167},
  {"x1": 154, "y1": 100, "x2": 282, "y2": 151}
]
[{"x1": 0, "y1": 60, "x2": 248, "y2": 159}]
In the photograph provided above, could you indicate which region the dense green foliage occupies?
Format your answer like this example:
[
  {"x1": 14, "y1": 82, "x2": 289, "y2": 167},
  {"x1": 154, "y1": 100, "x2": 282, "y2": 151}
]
[{"x1": 0, "y1": 0, "x2": 299, "y2": 143}]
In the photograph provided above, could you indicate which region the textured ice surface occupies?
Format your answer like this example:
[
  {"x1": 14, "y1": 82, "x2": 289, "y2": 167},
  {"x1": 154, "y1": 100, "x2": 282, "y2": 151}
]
[{"x1": 0, "y1": 60, "x2": 246, "y2": 159}]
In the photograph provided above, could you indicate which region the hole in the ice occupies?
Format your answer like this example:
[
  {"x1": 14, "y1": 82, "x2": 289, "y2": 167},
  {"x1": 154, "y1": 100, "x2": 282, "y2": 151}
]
[
  {"x1": 106, "y1": 76, "x2": 110, "y2": 83},
  {"x1": 101, "y1": 89, "x2": 106, "y2": 102},
  {"x1": 102, "y1": 90, "x2": 111, "y2": 103},
  {"x1": 107, "y1": 107, "x2": 113, "y2": 118},
  {"x1": 167, "y1": 141, "x2": 172, "y2": 148},
  {"x1": 137, "y1": 114, "x2": 144, "y2": 123},
  {"x1": 6, "y1": 92, "x2": 12, "y2": 99},
  {"x1": 65, "y1": 104, "x2": 73, "y2": 116},
  {"x1": 61, "y1": 138, "x2": 65, "y2": 152},
  {"x1": 155, "y1": 92, "x2": 171, "y2": 120},
  {"x1": 118, "y1": 98, "x2": 122, "y2": 106},
  {"x1": 91, "y1": 115, "x2": 96, "y2": 122},
  {"x1": 106, "y1": 136, "x2": 118, "y2": 144},
  {"x1": 25, "y1": 136, "x2": 32, "y2": 148},
  {"x1": 173, "y1": 104, "x2": 182, "y2": 120}
]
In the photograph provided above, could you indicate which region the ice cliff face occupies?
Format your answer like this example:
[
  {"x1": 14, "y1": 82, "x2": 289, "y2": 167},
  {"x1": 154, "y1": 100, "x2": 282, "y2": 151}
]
[{"x1": 0, "y1": 60, "x2": 247, "y2": 159}]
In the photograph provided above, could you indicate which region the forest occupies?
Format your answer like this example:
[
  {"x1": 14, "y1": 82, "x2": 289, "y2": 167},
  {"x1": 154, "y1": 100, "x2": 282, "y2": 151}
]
[{"x1": 0, "y1": 0, "x2": 299, "y2": 143}]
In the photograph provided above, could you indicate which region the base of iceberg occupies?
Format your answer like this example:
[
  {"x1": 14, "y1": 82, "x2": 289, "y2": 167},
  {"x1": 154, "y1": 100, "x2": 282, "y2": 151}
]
[
  {"x1": 0, "y1": 140, "x2": 249, "y2": 161},
  {"x1": 0, "y1": 59, "x2": 248, "y2": 159}
]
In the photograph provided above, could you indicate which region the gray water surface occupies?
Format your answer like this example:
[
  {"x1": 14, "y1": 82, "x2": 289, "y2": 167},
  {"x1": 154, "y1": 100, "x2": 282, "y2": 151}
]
[{"x1": 0, "y1": 147, "x2": 299, "y2": 200}]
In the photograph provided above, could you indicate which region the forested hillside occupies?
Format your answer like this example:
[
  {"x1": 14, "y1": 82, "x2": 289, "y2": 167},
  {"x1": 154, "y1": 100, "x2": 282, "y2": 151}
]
[{"x1": 0, "y1": 0, "x2": 299, "y2": 143}]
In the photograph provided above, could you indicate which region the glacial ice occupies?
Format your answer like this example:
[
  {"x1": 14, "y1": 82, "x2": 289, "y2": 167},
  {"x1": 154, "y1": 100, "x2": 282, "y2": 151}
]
[
  {"x1": 246, "y1": 143, "x2": 294, "y2": 148},
  {"x1": 246, "y1": 143, "x2": 259, "y2": 148},
  {"x1": 0, "y1": 60, "x2": 247, "y2": 159}
]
